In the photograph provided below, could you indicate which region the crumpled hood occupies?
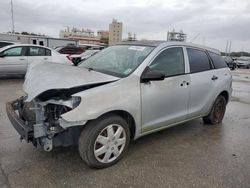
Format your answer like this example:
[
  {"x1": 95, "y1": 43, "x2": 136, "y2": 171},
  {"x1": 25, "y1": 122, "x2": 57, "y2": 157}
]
[{"x1": 24, "y1": 62, "x2": 119, "y2": 101}]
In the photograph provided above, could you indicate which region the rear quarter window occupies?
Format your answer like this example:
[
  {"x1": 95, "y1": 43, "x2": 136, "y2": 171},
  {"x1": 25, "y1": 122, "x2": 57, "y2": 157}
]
[
  {"x1": 45, "y1": 49, "x2": 51, "y2": 56},
  {"x1": 209, "y1": 52, "x2": 228, "y2": 69}
]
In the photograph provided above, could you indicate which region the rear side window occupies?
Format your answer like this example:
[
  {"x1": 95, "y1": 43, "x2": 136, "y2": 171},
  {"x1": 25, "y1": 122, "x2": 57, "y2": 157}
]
[
  {"x1": 29, "y1": 47, "x2": 46, "y2": 56},
  {"x1": 209, "y1": 52, "x2": 228, "y2": 69},
  {"x1": 187, "y1": 48, "x2": 211, "y2": 73}
]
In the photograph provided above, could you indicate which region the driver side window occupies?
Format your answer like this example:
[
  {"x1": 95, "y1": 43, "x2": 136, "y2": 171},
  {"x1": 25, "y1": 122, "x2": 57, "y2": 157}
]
[
  {"x1": 149, "y1": 47, "x2": 185, "y2": 77},
  {"x1": 3, "y1": 47, "x2": 23, "y2": 57}
]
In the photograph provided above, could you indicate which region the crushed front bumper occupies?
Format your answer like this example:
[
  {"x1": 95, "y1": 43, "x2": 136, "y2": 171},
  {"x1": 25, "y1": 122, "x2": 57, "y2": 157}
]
[{"x1": 6, "y1": 98, "x2": 34, "y2": 142}]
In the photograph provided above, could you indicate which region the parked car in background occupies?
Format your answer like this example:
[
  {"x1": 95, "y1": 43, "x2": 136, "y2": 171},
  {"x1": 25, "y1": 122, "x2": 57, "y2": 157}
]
[
  {"x1": 6, "y1": 41, "x2": 232, "y2": 168},
  {"x1": 223, "y1": 56, "x2": 236, "y2": 70},
  {"x1": 55, "y1": 46, "x2": 85, "y2": 56},
  {"x1": 0, "y1": 44, "x2": 71, "y2": 76},
  {"x1": 0, "y1": 41, "x2": 16, "y2": 48},
  {"x1": 70, "y1": 50, "x2": 100, "y2": 66},
  {"x1": 235, "y1": 57, "x2": 250, "y2": 69}
]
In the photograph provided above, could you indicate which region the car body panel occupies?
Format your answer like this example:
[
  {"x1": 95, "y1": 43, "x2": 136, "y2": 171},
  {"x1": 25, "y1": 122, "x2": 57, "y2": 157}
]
[
  {"x1": 61, "y1": 75, "x2": 142, "y2": 137},
  {"x1": 141, "y1": 74, "x2": 190, "y2": 132},
  {"x1": 23, "y1": 62, "x2": 119, "y2": 101}
]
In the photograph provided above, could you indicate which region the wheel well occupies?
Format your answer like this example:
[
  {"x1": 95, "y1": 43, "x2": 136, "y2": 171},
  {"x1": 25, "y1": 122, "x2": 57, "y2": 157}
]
[
  {"x1": 98, "y1": 110, "x2": 136, "y2": 139},
  {"x1": 219, "y1": 91, "x2": 229, "y2": 103}
]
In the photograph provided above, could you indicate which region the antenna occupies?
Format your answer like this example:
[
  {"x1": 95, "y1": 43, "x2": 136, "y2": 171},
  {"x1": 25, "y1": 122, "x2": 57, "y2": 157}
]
[{"x1": 10, "y1": 0, "x2": 15, "y2": 33}]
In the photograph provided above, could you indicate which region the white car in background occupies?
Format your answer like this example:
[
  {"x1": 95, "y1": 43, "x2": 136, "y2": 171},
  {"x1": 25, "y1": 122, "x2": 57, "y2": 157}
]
[
  {"x1": 0, "y1": 44, "x2": 71, "y2": 76},
  {"x1": 235, "y1": 57, "x2": 250, "y2": 69},
  {"x1": 70, "y1": 50, "x2": 100, "y2": 66}
]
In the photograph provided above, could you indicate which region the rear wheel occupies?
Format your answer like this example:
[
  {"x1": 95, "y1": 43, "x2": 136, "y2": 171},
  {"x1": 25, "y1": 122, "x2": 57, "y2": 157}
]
[
  {"x1": 203, "y1": 95, "x2": 227, "y2": 125},
  {"x1": 78, "y1": 115, "x2": 130, "y2": 168}
]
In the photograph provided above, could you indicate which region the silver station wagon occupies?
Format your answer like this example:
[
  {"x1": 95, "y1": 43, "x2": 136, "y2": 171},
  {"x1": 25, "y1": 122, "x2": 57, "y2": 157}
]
[{"x1": 6, "y1": 41, "x2": 232, "y2": 168}]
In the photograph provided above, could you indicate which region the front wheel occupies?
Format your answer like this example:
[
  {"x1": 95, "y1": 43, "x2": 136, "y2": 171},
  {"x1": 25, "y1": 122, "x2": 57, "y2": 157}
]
[
  {"x1": 78, "y1": 115, "x2": 130, "y2": 168},
  {"x1": 203, "y1": 95, "x2": 227, "y2": 125}
]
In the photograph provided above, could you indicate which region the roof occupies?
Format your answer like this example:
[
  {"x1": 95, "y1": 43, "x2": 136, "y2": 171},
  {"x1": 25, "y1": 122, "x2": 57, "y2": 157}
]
[
  {"x1": 118, "y1": 40, "x2": 165, "y2": 47},
  {"x1": 118, "y1": 40, "x2": 220, "y2": 54},
  {"x1": 0, "y1": 44, "x2": 54, "y2": 51}
]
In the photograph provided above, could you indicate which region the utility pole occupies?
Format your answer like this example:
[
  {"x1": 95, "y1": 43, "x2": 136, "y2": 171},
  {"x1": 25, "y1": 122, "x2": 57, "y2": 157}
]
[
  {"x1": 11, "y1": 0, "x2": 15, "y2": 33},
  {"x1": 228, "y1": 41, "x2": 232, "y2": 57},
  {"x1": 225, "y1": 40, "x2": 229, "y2": 56}
]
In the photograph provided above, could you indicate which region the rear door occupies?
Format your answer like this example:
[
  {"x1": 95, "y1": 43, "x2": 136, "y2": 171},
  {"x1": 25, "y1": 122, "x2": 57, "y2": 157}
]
[
  {"x1": 208, "y1": 51, "x2": 232, "y2": 96},
  {"x1": 0, "y1": 46, "x2": 28, "y2": 74},
  {"x1": 186, "y1": 47, "x2": 216, "y2": 118},
  {"x1": 27, "y1": 46, "x2": 52, "y2": 64}
]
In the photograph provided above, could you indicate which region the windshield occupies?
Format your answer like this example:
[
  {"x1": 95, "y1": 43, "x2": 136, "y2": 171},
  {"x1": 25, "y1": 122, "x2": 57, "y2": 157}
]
[{"x1": 79, "y1": 45, "x2": 154, "y2": 77}]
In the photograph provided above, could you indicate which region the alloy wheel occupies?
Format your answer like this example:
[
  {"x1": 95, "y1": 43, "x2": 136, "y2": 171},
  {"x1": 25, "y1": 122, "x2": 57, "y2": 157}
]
[{"x1": 94, "y1": 124, "x2": 126, "y2": 163}]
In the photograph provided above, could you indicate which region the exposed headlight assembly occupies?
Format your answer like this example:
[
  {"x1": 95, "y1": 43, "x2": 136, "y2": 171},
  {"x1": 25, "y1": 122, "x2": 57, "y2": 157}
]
[{"x1": 71, "y1": 96, "x2": 81, "y2": 108}]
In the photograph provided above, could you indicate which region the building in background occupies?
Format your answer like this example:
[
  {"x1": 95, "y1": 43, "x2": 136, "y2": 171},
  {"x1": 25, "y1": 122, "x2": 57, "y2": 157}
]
[
  {"x1": 0, "y1": 32, "x2": 77, "y2": 48},
  {"x1": 126, "y1": 32, "x2": 137, "y2": 41},
  {"x1": 59, "y1": 27, "x2": 107, "y2": 49},
  {"x1": 109, "y1": 19, "x2": 123, "y2": 45},
  {"x1": 59, "y1": 27, "x2": 95, "y2": 38},
  {"x1": 167, "y1": 29, "x2": 187, "y2": 42},
  {"x1": 97, "y1": 30, "x2": 109, "y2": 44}
]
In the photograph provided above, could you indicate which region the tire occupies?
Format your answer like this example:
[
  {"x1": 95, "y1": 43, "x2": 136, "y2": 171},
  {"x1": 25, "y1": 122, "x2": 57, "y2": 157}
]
[
  {"x1": 78, "y1": 114, "x2": 130, "y2": 168},
  {"x1": 203, "y1": 95, "x2": 227, "y2": 125}
]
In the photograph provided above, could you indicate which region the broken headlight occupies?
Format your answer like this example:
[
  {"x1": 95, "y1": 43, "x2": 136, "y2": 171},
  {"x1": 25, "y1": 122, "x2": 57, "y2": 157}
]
[{"x1": 71, "y1": 96, "x2": 81, "y2": 108}]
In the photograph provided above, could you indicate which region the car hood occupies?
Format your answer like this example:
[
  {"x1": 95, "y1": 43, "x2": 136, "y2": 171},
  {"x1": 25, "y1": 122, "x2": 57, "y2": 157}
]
[
  {"x1": 237, "y1": 60, "x2": 249, "y2": 64},
  {"x1": 24, "y1": 62, "x2": 119, "y2": 101}
]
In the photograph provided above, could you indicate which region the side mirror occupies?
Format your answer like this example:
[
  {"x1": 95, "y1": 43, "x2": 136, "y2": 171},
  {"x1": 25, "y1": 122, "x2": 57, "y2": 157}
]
[
  {"x1": 141, "y1": 67, "x2": 165, "y2": 83},
  {"x1": 0, "y1": 52, "x2": 5, "y2": 58}
]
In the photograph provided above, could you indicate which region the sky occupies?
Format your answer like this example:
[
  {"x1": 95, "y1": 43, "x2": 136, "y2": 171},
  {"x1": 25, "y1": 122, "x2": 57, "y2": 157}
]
[{"x1": 0, "y1": 0, "x2": 250, "y2": 52}]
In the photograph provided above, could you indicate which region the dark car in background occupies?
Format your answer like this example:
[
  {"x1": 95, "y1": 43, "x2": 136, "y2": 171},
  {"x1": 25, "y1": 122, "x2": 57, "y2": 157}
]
[
  {"x1": 223, "y1": 56, "x2": 237, "y2": 70},
  {"x1": 0, "y1": 41, "x2": 15, "y2": 48},
  {"x1": 55, "y1": 46, "x2": 85, "y2": 55},
  {"x1": 70, "y1": 50, "x2": 100, "y2": 66}
]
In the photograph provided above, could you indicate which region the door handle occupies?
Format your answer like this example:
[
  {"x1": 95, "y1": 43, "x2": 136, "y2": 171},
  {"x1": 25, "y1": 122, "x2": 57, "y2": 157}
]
[
  {"x1": 19, "y1": 58, "x2": 25, "y2": 60},
  {"x1": 44, "y1": 58, "x2": 48, "y2": 60},
  {"x1": 211, "y1": 75, "x2": 218, "y2": 81}
]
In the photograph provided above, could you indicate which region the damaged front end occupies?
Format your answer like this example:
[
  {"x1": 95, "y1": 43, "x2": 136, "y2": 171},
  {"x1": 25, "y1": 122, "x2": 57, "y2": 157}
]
[{"x1": 6, "y1": 94, "x2": 83, "y2": 152}]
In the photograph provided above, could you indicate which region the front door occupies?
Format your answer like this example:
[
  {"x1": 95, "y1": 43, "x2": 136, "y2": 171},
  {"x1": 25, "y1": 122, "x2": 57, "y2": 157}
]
[
  {"x1": 141, "y1": 47, "x2": 190, "y2": 132},
  {"x1": 0, "y1": 46, "x2": 28, "y2": 75}
]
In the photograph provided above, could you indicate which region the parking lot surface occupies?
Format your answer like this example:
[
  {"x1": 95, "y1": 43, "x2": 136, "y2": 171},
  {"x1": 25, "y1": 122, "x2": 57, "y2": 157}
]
[{"x1": 0, "y1": 69, "x2": 250, "y2": 188}]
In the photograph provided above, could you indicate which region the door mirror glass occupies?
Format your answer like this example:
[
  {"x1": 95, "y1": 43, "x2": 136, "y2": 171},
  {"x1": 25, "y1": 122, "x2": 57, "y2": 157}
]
[{"x1": 141, "y1": 67, "x2": 165, "y2": 83}]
